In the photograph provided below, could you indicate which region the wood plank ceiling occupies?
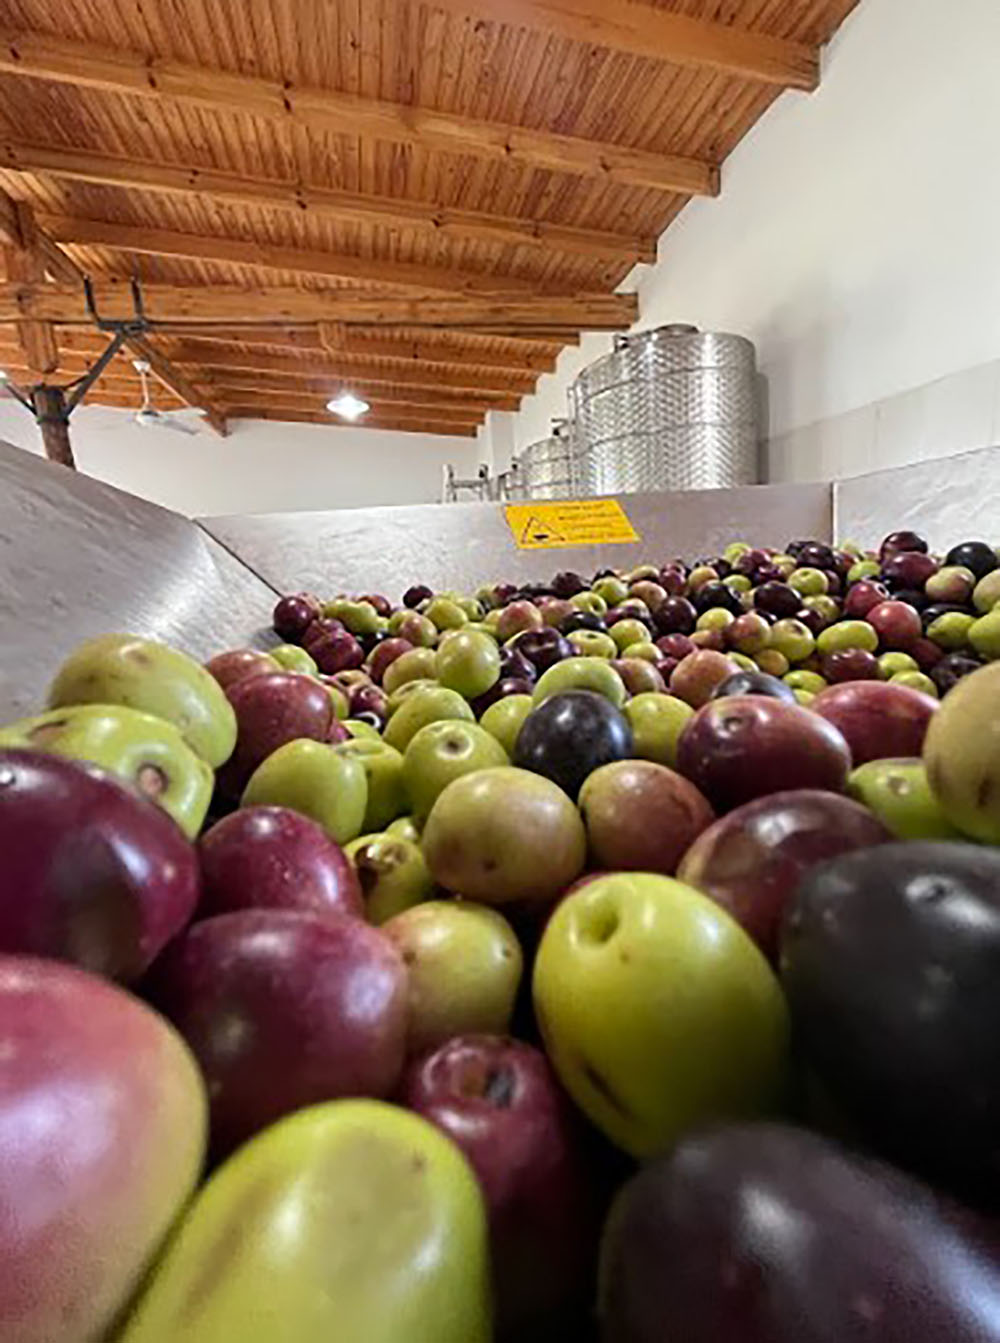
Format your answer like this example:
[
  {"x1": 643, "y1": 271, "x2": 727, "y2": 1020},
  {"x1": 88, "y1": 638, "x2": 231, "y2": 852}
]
[{"x1": 0, "y1": 0, "x2": 861, "y2": 439}]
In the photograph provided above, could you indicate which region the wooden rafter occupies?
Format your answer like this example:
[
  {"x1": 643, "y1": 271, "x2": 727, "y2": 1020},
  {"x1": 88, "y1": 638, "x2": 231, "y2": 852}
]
[
  {"x1": 166, "y1": 334, "x2": 555, "y2": 375},
  {"x1": 0, "y1": 325, "x2": 563, "y2": 371},
  {"x1": 0, "y1": 344, "x2": 531, "y2": 404},
  {"x1": 0, "y1": 143, "x2": 655, "y2": 266},
  {"x1": 203, "y1": 378, "x2": 518, "y2": 415},
  {"x1": 0, "y1": 361, "x2": 178, "y2": 396},
  {"x1": 204, "y1": 379, "x2": 512, "y2": 415},
  {"x1": 165, "y1": 325, "x2": 570, "y2": 352},
  {"x1": 171, "y1": 347, "x2": 537, "y2": 395},
  {"x1": 432, "y1": 0, "x2": 819, "y2": 89},
  {"x1": 312, "y1": 331, "x2": 555, "y2": 373},
  {"x1": 216, "y1": 389, "x2": 481, "y2": 426},
  {"x1": 222, "y1": 406, "x2": 478, "y2": 438},
  {"x1": 0, "y1": 193, "x2": 22, "y2": 250},
  {"x1": 193, "y1": 365, "x2": 527, "y2": 401},
  {"x1": 1, "y1": 359, "x2": 498, "y2": 423},
  {"x1": 42, "y1": 216, "x2": 558, "y2": 297},
  {"x1": 0, "y1": 283, "x2": 638, "y2": 331},
  {"x1": 47, "y1": 385, "x2": 478, "y2": 437},
  {"x1": 0, "y1": 33, "x2": 718, "y2": 198}
]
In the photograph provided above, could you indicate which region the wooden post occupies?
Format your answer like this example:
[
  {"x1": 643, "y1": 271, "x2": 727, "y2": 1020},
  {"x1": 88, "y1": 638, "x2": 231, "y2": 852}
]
[{"x1": 32, "y1": 384, "x2": 74, "y2": 468}]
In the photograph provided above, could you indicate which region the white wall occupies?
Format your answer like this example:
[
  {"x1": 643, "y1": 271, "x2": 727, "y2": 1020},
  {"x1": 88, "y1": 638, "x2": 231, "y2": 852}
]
[
  {"x1": 0, "y1": 400, "x2": 482, "y2": 516},
  {"x1": 512, "y1": 0, "x2": 1000, "y2": 482}
]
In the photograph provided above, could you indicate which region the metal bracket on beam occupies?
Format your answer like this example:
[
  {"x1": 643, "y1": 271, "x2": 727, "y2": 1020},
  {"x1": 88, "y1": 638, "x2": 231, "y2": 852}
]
[
  {"x1": 2, "y1": 273, "x2": 154, "y2": 466},
  {"x1": 8, "y1": 274, "x2": 152, "y2": 413}
]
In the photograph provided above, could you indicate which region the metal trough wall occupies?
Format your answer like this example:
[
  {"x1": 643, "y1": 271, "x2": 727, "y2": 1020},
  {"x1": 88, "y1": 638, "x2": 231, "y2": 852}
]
[
  {"x1": 200, "y1": 481, "x2": 833, "y2": 602},
  {"x1": 5, "y1": 431, "x2": 998, "y2": 726},
  {"x1": 834, "y1": 445, "x2": 1000, "y2": 552},
  {"x1": 0, "y1": 441, "x2": 278, "y2": 722}
]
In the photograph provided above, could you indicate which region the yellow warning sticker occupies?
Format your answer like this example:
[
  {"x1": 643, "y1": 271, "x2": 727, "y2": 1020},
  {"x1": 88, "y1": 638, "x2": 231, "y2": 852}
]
[{"x1": 504, "y1": 499, "x2": 640, "y2": 550}]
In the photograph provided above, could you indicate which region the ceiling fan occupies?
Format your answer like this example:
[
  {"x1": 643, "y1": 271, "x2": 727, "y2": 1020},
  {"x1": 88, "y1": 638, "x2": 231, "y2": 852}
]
[{"x1": 131, "y1": 359, "x2": 207, "y2": 435}]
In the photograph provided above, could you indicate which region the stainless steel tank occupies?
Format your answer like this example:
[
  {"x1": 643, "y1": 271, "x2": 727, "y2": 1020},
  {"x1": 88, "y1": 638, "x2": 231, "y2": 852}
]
[
  {"x1": 513, "y1": 419, "x2": 578, "y2": 500},
  {"x1": 571, "y1": 325, "x2": 759, "y2": 494},
  {"x1": 497, "y1": 459, "x2": 528, "y2": 501}
]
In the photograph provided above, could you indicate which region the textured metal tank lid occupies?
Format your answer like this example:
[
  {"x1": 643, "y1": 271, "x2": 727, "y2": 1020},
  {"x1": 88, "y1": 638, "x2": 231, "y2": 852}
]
[{"x1": 573, "y1": 326, "x2": 757, "y2": 397}]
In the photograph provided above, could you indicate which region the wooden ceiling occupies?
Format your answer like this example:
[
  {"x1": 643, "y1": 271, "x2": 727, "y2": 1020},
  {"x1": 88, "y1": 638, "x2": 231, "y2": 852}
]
[{"x1": 0, "y1": 0, "x2": 860, "y2": 441}]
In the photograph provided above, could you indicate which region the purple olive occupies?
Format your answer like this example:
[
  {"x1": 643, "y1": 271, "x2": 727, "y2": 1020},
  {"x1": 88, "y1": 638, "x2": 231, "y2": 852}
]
[
  {"x1": 945, "y1": 541, "x2": 998, "y2": 581},
  {"x1": 512, "y1": 627, "x2": 574, "y2": 673},
  {"x1": 499, "y1": 647, "x2": 537, "y2": 683},
  {"x1": 560, "y1": 610, "x2": 606, "y2": 635},
  {"x1": 514, "y1": 691, "x2": 633, "y2": 800},
  {"x1": 403, "y1": 584, "x2": 433, "y2": 608},
  {"x1": 796, "y1": 542, "x2": 836, "y2": 570},
  {"x1": 931, "y1": 653, "x2": 983, "y2": 696},
  {"x1": 691, "y1": 582, "x2": 744, "y2": 616},
  {"x1": 272, "y1": 594, "x2": 321, "y2": 643},
  {"x1": 677, "y1": 696, "x2": 851, "y2": 812},
  {"x1": 0, "y1": 750, "x2": 200, "y2": 982},
  {"x1": 880, "y1": 529, "x2": 929, "y2": 559},
  {"x1": 551, "y1": 571, "x2": 587, "y2": 598},
  {"x1": 881, "y1": 552, "x2": 939, "y2": 591},
  {"x1": 653, "y1": 597, "x2": 697, "y2": 636},
  {"x1": 471, "y1": 677, "x2": 535, "y2": 716},
  {"x1": 753, "y1": 582, "x2": 801, "y2": 619}
]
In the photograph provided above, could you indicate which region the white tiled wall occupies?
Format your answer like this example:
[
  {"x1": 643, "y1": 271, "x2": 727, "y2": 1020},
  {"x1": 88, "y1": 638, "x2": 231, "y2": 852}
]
[{"x1": 764, "y1": 359, "x2": 1000, "y2": 484}]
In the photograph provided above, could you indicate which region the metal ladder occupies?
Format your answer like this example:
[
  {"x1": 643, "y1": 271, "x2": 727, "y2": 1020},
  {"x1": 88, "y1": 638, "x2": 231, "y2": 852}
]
[{"x1": 442, "y1": 463, "x2": 493, "y2": 502}]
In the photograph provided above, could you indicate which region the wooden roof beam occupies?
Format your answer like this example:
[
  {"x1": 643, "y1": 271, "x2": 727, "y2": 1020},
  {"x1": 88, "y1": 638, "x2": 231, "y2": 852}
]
[
  {"x1": 174, "y1": 331, "x2": 554, "y2": 375},
  {"x1": 222, "y1": 406, "x2": 478, "y2": 438},
  {"x1": 0, "y1": 345, "x2": 156, "y2": 375},
  {"x1": 0, "y1": 362, "x2": 183, "y2": 400},
  {"x1": 193, "y1": 363, "x2": 530, "y2": 400},
  {"x1": 174, "y1": 347, "x2": 537, "y2": 396},
  {"x1": 205, "y1": 378, "x2": 518, "y2": 414},
  {"x1": 0, "y1": 342, "x2": 530, "y2": 400},
  {"x1": 216, "y1": 390, "x2": 482, "y2": 427},
  {"x1": 205, "y1": 381, "x2": 513, "y2": 417},
  {"x1": 43, "y1": 215, "x2": 555, "y2": 298},
  {"x1": 0, "y1": 142, "x2": 654, "y2": 266},
  {"x1": 0, "y1": 324, "x2": 564, "y2": 368},
  {"x1": 432, "y1": 0, "x2": 819, "y2": 89},
  {"x1": 66, "y1": 388, "x2": 479, "y2": 436},
  {"x1": 0, "y1": 188, "x2": 76, "y2": 283},
  {"x1": 0, "y1": 192, "x2": 21, "y2": 250},
  {"x1": 157, "y1": 322, "x2": 569, "y2": 349},
  {"x1": 0, "y1": 282, "x2": 638, "y2": 331},
  {"x1": 325, "y1": 335, "x2": 554, "y2": 374},
  {"x1": 0, "y1": 33, "x2": 717, "y2": 197}
]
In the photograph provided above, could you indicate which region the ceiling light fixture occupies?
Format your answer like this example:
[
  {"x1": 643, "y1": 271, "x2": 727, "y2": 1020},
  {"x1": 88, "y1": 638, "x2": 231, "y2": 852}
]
[{"x1": 326, "y1": 391, "x2": 370, "y2": 422}]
